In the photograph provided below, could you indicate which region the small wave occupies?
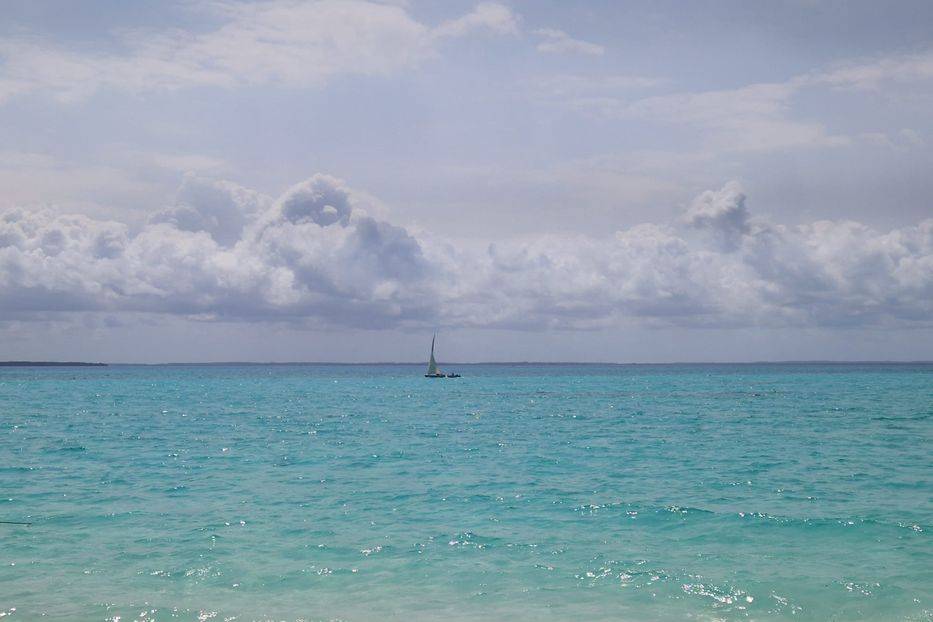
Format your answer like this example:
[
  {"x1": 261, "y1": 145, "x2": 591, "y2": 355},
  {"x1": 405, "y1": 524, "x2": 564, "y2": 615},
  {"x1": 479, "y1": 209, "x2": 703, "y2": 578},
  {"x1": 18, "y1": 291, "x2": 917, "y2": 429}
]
[
  {"x1": 736, "y1": 512, "x2": 930, "y2": 533},
  {"x1": 665, "y1": 505, "x2": 714, "y2": 515},
  {"x1": 55, "y1": 445, "x2": 87, "y2": 452},
  {"x1": 681, "y1": 581, "x2": 754, "y2": 607},
  {"x1": 571, "y1": 500, "x2": 631, "y2": 514},
  {"x1": 446, "y1": 531, "x2": 502, "y2": 549},
  {"x1": 0, "y1": 465, "x2": 38, "y2": 473},
  {"x1": 872, "y1": 413, "x2": 931, "y2": 421}
]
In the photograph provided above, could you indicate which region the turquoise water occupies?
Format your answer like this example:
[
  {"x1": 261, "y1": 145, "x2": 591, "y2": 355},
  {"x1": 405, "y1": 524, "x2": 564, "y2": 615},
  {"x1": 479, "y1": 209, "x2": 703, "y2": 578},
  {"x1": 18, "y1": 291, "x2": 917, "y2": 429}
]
[{"x1": 1, "y1": 363, "x2": 931, "y2": 621}]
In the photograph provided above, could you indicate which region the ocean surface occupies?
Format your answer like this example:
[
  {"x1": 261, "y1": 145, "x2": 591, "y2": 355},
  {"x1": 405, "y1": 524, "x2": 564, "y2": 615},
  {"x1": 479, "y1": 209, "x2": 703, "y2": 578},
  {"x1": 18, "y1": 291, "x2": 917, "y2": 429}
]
[{"x1": 1, "y1": 363, "x2": 931, "y2": 621}]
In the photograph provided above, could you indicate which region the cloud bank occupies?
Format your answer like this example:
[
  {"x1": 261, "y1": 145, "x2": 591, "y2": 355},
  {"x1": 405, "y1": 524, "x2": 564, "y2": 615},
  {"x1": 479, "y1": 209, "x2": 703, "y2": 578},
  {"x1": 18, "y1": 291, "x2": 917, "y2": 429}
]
[{"x1": 1, "y1": 174, "x2": 930, "y2": 330}]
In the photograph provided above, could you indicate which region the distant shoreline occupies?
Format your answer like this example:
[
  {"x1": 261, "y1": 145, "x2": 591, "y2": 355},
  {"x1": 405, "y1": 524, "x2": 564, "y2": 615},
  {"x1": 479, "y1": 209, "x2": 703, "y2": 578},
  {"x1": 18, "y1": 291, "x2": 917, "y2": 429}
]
[{"x1": 0, "y1": 361, "x2": 107, "y2": 367}]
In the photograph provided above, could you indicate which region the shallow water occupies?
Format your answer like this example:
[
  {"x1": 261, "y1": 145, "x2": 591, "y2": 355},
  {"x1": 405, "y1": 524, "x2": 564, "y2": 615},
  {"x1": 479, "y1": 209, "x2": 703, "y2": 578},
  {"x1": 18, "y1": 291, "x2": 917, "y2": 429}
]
[{"x1": 1, "y1": 363, "x2": 931, "y2": 621}]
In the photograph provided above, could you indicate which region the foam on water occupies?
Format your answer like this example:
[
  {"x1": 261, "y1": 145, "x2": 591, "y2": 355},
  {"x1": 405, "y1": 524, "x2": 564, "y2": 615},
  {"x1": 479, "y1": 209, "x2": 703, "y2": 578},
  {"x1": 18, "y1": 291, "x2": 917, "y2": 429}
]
[{"x1": 0, "y1": 363, "x2": 931, "y2": 621}]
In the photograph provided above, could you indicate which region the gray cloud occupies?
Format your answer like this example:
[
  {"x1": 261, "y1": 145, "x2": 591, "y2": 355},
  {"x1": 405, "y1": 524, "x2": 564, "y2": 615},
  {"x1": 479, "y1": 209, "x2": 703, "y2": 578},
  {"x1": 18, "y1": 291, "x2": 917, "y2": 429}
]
[
  {"x1": 0, "y1": 175, "x2": 930, "y2": 330},
  {"x1": 681, "y1": 181, "x2": 751, "y2": 252},
  {"x1": 275, "y1": 175, "x2": 353, "y2": 228},
  {"x1": 148, "y1": 174, "x2": 270, "y2": 246}
]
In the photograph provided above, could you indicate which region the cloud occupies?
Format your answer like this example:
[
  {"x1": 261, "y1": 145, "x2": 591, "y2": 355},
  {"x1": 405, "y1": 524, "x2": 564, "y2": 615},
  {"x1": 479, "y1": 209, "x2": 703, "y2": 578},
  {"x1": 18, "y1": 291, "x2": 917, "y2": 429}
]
[
  {"x1": 148, "y1": 174, "x2": 271, "y2": 246},
  {"x1": 553, "y1": 50, "x2": 933, "y2": 154},
  {"x1": 531, "y1": 74, "x2": 665, "y2": 98},
  {"x1": 809, "y1": 51, "x2": 933, "y2": 91},
  {"x1": 274, "y1": 175, "x2": 354, "y2": 228},
  {"x1": 600, "y1": 81, "x2": 846, "y2": 153},
  {"x1": 681, "y1": 181, "x2": 750, "y2": 251},
  {"x1": 1, "y1": 175, "x2": 930, "y2": 331},
  {"x1": 534, "y1": 29, "x2": 604, "y2": 56},
  {"x1": 0, "y1": 1, "x2": 518, "y2": 103},
  {"x1": 432, "y1": 2, "x2": 519, "y2": 39}
]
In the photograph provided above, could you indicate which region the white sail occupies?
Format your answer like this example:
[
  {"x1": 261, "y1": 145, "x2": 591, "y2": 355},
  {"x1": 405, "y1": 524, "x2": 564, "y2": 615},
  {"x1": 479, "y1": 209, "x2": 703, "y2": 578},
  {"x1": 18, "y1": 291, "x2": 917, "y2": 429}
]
[{"x1": 426, "y1": 333, "x2": 440, "y2": 375}]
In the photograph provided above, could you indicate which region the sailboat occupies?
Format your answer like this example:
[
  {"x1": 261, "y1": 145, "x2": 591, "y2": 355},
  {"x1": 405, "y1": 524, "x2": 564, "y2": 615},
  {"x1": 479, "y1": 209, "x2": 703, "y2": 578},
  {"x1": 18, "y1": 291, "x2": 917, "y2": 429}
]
[{"x1": 425, "y1": 333, "x2": 460, "y2": 378}]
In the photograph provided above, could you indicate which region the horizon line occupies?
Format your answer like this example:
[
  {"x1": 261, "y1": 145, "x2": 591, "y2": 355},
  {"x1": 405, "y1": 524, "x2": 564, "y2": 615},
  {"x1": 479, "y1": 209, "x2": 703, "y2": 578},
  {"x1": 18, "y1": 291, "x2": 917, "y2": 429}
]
[{"x1": 3, "y1": 360, "x2": 933, "y2": 367}]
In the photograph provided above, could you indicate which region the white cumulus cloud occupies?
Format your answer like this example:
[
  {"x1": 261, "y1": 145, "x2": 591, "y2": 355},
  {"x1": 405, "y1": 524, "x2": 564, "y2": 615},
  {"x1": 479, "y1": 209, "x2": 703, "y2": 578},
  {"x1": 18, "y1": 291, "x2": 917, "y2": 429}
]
[{"x1": 0, "y1": 176, "x2": 930, "y2": 331}]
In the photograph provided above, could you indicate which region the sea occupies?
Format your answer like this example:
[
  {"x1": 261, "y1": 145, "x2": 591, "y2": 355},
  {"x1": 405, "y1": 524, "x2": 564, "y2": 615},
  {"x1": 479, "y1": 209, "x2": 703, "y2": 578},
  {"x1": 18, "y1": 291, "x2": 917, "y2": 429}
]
[{"x1": 1, "y1": 363, "x2": 931, "y2": 621}]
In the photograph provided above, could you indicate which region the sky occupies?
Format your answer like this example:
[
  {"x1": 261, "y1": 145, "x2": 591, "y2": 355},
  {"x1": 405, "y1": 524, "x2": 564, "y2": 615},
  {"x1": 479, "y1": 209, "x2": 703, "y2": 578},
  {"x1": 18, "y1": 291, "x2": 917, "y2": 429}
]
[{"x1": 0, "y1": 0, "x2": 931, "y2": 363}]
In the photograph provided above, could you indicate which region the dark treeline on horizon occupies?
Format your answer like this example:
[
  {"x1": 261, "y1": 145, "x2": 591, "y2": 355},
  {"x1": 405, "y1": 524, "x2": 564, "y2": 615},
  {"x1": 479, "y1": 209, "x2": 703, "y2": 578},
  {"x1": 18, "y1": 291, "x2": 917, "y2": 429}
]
[{"x1": 0, "y1": 361, "x2": 107, "y2": 367}]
